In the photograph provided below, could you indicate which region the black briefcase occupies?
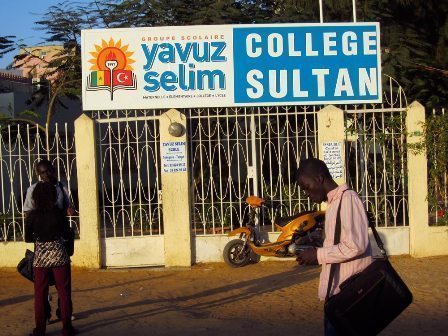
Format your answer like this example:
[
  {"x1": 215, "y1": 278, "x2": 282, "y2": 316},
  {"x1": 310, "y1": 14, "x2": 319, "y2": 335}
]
[
  {"x1": 324, "y1": 191, "x2": 413, "y2": 336},
  {"x1": 324, "y1": 257, "x2": 413, "y2": 336}
]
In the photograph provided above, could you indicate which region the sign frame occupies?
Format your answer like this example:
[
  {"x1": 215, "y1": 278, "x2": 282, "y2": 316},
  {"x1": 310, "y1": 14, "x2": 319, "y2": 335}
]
[{"x1": 81, "y1": 22, "x2": 382, "y2": 110}]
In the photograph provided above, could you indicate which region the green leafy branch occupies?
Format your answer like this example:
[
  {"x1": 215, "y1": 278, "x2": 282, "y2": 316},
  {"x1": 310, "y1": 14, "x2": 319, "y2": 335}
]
[{"x1": 408, "y1": 113, "x2": 448, "y2": 225}]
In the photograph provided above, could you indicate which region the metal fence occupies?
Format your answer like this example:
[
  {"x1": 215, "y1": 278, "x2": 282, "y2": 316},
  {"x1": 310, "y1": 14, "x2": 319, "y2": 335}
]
[
  {"x1": 0, "y1": 77, "x2": 420, "y2": 241},
  {"x1": 187, "y1": 106, "x2": 320, "y2": 235},
  {"x1": 0, "y1": 122, "x2": 78, "y2": 242},
  {"x1": 93, "y1": 110, "x2": 163, "y2": 238},
  {"x1": 344, "y1": 77, "x2": 409, "y2": 227},
  {"x1": 189, "y1": 77, "x2": 411, "y2": 234}
]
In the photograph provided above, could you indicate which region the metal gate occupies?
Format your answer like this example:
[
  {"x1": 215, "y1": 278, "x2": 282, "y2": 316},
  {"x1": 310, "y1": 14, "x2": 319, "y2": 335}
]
[
  {"x1": 89, "y1": 76, "x2": 410, "y2": 264},
  {"x1": 188, "y1": 106, "x2": 320, "y2": 235},
  {"x1": 344, "y1": 76, "x2": 409, "y2": 227},
  {"x1": 188, "y1": 76, "x2": 410, "y2": 238},
  {"x1": 94, "y1": 110, "x2": 164, "y2": 267}
]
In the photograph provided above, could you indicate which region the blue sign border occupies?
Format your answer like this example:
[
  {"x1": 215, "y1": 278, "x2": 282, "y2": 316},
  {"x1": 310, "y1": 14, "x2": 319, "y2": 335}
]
[{"x1": 232, "y1": 22, "x2": 381, "y2": 106}]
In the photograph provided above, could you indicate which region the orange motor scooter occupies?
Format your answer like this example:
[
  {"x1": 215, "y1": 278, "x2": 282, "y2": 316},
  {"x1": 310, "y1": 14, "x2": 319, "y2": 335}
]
[{"x1": 223, "y1": 195, "x2": 325, "y2": 267}]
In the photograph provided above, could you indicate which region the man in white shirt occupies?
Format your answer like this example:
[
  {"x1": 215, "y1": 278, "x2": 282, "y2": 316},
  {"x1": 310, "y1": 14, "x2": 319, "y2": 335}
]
[{"x1": 23, "y1": 160, "x2": 73, "y2": 215}]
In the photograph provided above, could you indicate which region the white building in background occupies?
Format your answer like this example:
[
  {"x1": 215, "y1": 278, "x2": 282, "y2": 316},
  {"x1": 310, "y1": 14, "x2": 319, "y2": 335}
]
[{"x1": 0, "y1": 69, "x2": 33, "y2": 118}]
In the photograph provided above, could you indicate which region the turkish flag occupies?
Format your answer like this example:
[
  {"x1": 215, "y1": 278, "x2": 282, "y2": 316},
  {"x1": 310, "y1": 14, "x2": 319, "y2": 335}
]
[{"x1": 113, "y1": 70, "x2": 133, "y2": 86}]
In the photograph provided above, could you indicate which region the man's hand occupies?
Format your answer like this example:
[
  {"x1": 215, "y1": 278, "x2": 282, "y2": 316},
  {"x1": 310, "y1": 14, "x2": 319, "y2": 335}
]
[
  {"x1": 67, "y1": 207, "x2": 75, "y2": 216},
  {"x1": 296, "y1": 247, "x2": 318, "y2": 265}
]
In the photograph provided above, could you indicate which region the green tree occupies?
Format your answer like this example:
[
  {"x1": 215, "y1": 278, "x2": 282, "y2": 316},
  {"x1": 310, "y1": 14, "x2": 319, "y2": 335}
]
[
  {"x1": 0, "y1": 35, "x2": 16, "y2": 95},
  {"x1": 14, "y1": 0, "x2": 448, "y2": 119},
  {"x1": 95, "y1": 0, "x2": 256, "y2": 26},
  {"x1": 358, "y1": 0, "x2": 448, "y2": 109},
  {"x1": 0, "y1": 35, "x2": 15, "y2": 58},
  {"x1": 13, "y1": 1, "x2": 99, "y2": 125},
  {"x1": 271, "y1": 0, "x2": 448, "y2": 108}
]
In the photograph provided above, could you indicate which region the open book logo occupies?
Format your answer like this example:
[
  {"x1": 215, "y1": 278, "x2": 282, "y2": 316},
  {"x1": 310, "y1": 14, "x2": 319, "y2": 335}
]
[{"x1": 86, "y1": 38, "x2": 137, "y2": 100}]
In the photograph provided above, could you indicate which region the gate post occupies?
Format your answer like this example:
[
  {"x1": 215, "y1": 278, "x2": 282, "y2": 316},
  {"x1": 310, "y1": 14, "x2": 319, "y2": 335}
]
[
  {"x1": 73, "y1": 114, "x2": 101, "y2": 268},
  {"x1": 159, "y1": 109, "x2": 192, "y2": 267},
  {"x1": 406, "y1": 101, "x2": 429, "y2": 257},
  {"x1": 317, "y1": 105, "x2": 346, "y2": 187}
]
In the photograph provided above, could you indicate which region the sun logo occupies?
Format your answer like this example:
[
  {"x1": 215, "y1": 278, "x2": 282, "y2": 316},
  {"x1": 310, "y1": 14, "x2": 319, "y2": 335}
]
[
  {"x1": 86, "y1": 38, "x2": 137, "y2": 101},
  {"x1": 88, "y1": 38, "x2": 135, "y2": 71}
]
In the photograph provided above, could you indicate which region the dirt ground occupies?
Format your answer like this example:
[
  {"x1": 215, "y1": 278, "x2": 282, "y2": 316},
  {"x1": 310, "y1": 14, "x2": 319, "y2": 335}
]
[{"x1": 1, "y1": 256, "x2": 447, "y2": 336}]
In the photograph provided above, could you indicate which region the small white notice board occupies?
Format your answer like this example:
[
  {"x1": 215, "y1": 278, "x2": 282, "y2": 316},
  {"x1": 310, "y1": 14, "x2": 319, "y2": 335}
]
[
  {"x1": 322, "y1": 141, "x2": 344, "y2": 179},
  {"x1": 162, "y1": 141, "x2": 187, "y2": 173}
]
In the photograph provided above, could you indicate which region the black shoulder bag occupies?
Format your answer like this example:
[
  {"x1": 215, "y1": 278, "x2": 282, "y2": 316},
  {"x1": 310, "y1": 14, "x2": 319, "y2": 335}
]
[
  {"x1": 324, "y1": 191, "x2": 413, "y2": 336},
  {"x1": 17, "y1": 248, "x2": 55, "y2": 285},
  {"x1": 17, "y1": 249, "x2": 35, "y2": 282}
]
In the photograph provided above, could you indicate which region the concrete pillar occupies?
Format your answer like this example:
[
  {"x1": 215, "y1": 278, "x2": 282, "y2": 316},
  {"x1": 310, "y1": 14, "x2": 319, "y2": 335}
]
[
  {"x1": 159, "y1": 109, "x2": 192, "y2": 267},
  {"x1": 316, "y1": 105, "x2": 346, "y2": 211},
  {"x1": 73, "y1": 114, "x2": 101, "y2": 268},
  {"x1": 317, "y1": 105, "x2": 347, "y2": 186},
  {"x1": 406, "y1": 101, "x2": 430, "y2": 257}
]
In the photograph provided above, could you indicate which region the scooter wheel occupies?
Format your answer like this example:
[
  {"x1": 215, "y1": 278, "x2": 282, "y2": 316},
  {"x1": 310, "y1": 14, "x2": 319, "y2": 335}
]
[{"x1": 223, "y1": 240, "x2": 251, "y2": 267}]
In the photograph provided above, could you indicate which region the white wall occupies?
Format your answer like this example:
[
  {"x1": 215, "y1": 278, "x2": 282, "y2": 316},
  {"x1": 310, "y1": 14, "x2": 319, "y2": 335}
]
[
  {"x1": 101, "y1": 236, "x2": 165, "y2": 267},
  {"x1": 371, "y1": 227, "x2": 409, "y2": 256},
  {"x1": 193, "y1": 227, "x2": 409, "y2": 263}
]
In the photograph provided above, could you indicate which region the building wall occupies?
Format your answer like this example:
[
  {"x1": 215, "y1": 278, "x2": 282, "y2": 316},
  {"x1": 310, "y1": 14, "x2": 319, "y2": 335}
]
[{"x1": 15, "y1": 45, "x2": 65, "y2": 81}]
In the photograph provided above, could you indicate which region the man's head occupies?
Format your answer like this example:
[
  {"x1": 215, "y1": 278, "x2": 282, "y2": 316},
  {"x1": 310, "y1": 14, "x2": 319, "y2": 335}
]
[
  {"x1": 296, "y1": 158, "x2": 336, "y2": 204},
  {"x1": 35, "y1": 159, "x2": 56, "y2": 183}
]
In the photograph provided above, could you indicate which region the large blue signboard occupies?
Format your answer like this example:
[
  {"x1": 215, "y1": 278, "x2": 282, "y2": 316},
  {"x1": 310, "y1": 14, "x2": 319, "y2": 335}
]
[
  {"x1": 82, "y1": 23, "x2": 381, "y2": 110},
  {"x1": 233, "y1": 24, "x2": 381, "y2": 105}
]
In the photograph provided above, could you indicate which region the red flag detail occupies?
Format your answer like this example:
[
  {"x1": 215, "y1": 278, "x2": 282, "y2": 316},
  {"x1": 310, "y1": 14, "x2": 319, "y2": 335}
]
[
  {"x1": 102, "y1": 70, "x2": 111, "y2": 85},
  {"x1": 113, "y1": 70, "x2": 133, "y2": 86}
]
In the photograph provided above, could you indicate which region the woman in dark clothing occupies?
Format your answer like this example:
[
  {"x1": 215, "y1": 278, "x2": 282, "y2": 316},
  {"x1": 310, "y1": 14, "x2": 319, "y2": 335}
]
[{"x1": 25, "y1": 182, "x2": 76, "y2": 336}]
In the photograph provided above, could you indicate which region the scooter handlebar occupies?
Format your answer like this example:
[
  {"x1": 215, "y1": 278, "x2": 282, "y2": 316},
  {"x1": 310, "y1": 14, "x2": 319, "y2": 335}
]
[{"x1": 246, "y1": 195, "x2": 265, "y2": 208}]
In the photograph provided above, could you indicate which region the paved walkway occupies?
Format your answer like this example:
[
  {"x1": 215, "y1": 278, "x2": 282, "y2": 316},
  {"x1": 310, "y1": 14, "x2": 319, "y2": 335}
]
[{"x1": 1, "y1": 256, "x2": 447, "y2": 335}]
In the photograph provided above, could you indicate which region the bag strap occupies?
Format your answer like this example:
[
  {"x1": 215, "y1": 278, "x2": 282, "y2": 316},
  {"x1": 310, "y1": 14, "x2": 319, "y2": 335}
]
[
  {"x1": 367, "y1": 212, "x2": 387, "y2": 257},
  {"x1": 325, "y1": 190, "x2": 346, "y2": 301},
  {"x1": 57, "y1": 181, "x2": 69, "y2": 210},
  {"x1": 325, "y1": 189, "x2": 388, "y2": 301}
]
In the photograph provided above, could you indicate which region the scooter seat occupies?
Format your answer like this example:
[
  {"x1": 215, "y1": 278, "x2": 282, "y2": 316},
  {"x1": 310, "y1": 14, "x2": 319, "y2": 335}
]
[
  {"x1": 255, "y1": 240, "x2": 286, "y2": 248},
  {"x1": 275, "y1": 214, "x2": 300, "y2": 227},
  {"x1": 275, "y1": 210, "x2": 317, "y2": 227}
]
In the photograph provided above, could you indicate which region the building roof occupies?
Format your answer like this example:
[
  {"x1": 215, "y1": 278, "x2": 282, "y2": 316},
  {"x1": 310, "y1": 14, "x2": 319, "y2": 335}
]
[{"x1": 0, "y1": 69, "x2": 31, "y2": 83}]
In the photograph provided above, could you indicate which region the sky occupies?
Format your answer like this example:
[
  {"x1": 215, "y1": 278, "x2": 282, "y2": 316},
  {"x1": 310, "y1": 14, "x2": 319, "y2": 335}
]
[{"x1": 0, "y1": 0, "x2": 92, "y2": 68}]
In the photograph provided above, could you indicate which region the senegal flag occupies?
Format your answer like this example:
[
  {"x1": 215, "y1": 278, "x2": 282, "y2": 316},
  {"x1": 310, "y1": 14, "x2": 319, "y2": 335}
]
[{"x1": 90, "y1": 70, "x2": 111, "y2": 86}]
